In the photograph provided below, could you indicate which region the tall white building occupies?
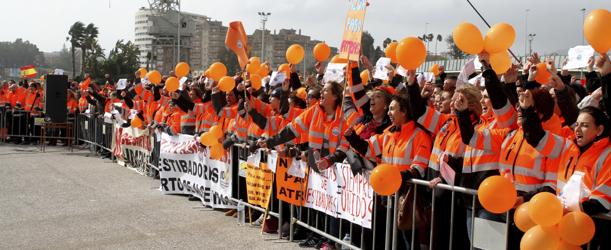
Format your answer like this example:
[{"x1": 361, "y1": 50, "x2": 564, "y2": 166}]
[{"x1": 134, "y1": 8, "x2": 218, "y2": 74}]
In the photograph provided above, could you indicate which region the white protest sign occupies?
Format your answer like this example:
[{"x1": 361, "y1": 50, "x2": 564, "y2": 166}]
[
  {"x1": 305, "y1": 162, "x2": 374, "y2": 229},
  {"x1": 287, "y1": 159, "x2": 307, "y2": 178},
  {"x1": 563, "y1": 45, "x2": 595, "y2": 70},
  {"x1": 116, "y1": 78, "x2": 127, "y2": 90},
  {"x1": 269, "y1": 71, "x2": 286, "y2": 87},
  {"x1": 159, "y1": 133, "x2": 234, "y2": 209},
  {"x1": 179, "y1": 77, "x2": 188, "y2": 90},
  {"x1": 323, "y1": 63, "x2": 347, "y2": 84},
  {"x1": 373, "y1": 57, "x2": 391, "y2": 80},
  {"x1": 457, "y1": 58, "x2": 476, "y2": 88}
]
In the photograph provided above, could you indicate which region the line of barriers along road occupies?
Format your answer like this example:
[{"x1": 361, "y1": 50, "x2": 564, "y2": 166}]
[{"x1": 1, "y1": 109, "x2": 609, "y2": 250}]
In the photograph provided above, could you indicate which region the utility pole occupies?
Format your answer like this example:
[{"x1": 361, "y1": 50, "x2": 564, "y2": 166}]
[
  {"x1": 258, "y1": 12, "x2": 271, "y2": 62},
  {"x1": 525, "y1": 9, "x2": 529, "y2": 61},
  {"x1": 177, "y1": 0, "x2": 181, "y2": 66}
]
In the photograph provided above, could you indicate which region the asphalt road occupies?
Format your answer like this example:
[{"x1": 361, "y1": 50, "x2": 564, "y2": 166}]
[{"x1": 0, "y1": 144, "x2": 301, "y2": 250}]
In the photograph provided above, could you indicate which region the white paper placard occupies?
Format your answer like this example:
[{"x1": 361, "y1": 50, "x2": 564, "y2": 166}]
[
  {"x1": 563, "y1": 45, "x2": 595, "y2": 70},
  {"x1": 373, "y1": 57, "x2": 391, "y2": 80},
  {"x1": 323, "y1": 63, "x2": 347, "y2": 84}
]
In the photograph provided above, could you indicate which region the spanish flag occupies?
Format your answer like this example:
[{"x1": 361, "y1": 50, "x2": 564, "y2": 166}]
[
  {"x1": 20, "y1": 65, "x2": 37, "y2": 78},
  {"x1": 225, "y1": 21, "x2": 249, "y2": 69}
]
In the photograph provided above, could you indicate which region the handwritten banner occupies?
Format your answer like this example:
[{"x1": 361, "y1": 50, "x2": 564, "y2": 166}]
[
  {"x1": 339, "y1": 0, "x2": 368, "y2": 61},
  {"x1": 276, "y1": 157, "x2": 308, "y2": 206},
  {"x1": 245, "y1": 163, "x2": 274, "y2": 208}
]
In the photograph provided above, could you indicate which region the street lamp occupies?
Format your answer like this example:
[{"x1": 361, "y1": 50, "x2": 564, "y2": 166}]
[
  {"x1": 581, "y1": 8, "x2": 586, "y2": 45},
  {"x1": 528, "y1": 33, "x2": 536, "y2": 55},
  {"x1": 258, "y1": 12, "x2": 271, "y2": 62}
]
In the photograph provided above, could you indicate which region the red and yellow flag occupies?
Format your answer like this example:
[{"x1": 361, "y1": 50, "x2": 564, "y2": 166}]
[
  {"x1": 19, "y1": 65, "x2": 37, "y2": 78},
  {"x1": 225, "y1": 21, "x2": 249, "y2": 69}
]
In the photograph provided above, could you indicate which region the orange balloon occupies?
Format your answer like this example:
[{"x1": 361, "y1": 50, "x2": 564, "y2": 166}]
[
  {"x1": 528, "y1": 192, "x2": 563, "y2": 227},
  {"x1": 369, "y1": 164, "x2": 402, "y2": 196},
  {"x1": 208, "y1": 62, "x2": 227, "y2": 81},
  {"x1": 385, "y1": 42, "x2": 398, "y2": 64},
  {"x1": 165, "y1": 77, "x2": 179, "y2": 92},
  {"x1": 331, "y1": 55, "x2": 348, "y2": 64},
  {"x1": 534, "y1": 63, "x2": 551, "y2": 84},
  {"x1": 130, "y1": 116, "x2": 143, "y2": 128},
  {"x1": 453, "y1": 22, "x2": 484, "y2": 55},
  {"x1": 175, "y1": 62, "x2": 190, "y2": 78},
  {"x1": 396, "y1": 37, "x2": 427, "y2": 70},
  {"x1": 477, "y1": 175, "x2": 517, "y2": 214},
  {"x1": 520, "y1": 225, "x2": 561, "y2": 250},
  {"x1": 286, "y1": 44, "x2": 305, "y2": 64},
  {"x1": 250, "y1": 74, "x2": 262, "y2": 90},
  {"x1": 489, "y1": 50, "x2": 512, "y2": 74},
  {"x1": 258, "y1": 63, "x2": 271, "y2": 76},
  {"x1": 200, "y1": 132, "x2": 218, "y2": 147},
  {"x1": 557, "y1": 241, "x2": 581, "y2": 250},
  {"x1": 484, "y1": 23, "x2": 516, "y2": 53},
  {"x1": 584, "y1": 9, "x2": 611, "y2": 53},
  {"x1": 146, "y1": 70, "x2": 162, "y2": 84},
  {"x1": 430, "y1": 64, "x2": 440, "y2": 76},
  {"x1": 514, "y1": 202, "x2": 537, "y2": 232},
  {"x1": 278, "y1": 63, "x2": 291, "y2": 77},
  {"x1": 210, "y1": 143, "x2": 224, "y2": 160},
  {"x1": 137, "y1": 68, "x2": 148, "y2": 78},
  {"x1": 360, "y1": 69, "x2": 370, "y2": 83},
  {"x1": 209, "y1": 125, "x2": 224, "y2": 139},
  {"x1": 558, "y1": 211, "x2": 595, "y2": 246},
  {"x1": 218, "y1": 76, "x2": 236, "y2": 93},
  {"x1": 313, "y1": 42, "x2": 331, "y2": 62},
  {"x1": 247, "y1": 57, "x2": 261, "y2": 74}
]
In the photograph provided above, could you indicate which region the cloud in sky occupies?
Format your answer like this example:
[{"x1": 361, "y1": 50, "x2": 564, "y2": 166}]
[{"x1": 0, "y1": 0, "x2": 608, "y2": 57}]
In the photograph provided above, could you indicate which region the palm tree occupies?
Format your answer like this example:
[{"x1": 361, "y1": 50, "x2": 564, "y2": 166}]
[
  {"x1": 67, "y1": 21, "x2": 85, "y2": 78},
  {"x1": 82, "y1": 23, "x2": 99, "y2": 75}
]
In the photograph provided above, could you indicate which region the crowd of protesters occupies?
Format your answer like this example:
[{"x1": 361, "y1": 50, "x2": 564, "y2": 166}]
[{"x1": 1, "y1": 50, "x2": 609, "y2": 250}]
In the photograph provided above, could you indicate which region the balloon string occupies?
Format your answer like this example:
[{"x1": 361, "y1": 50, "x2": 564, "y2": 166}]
[{"x1": 465, "y1": 0, "x2": 521, "y2": 63}]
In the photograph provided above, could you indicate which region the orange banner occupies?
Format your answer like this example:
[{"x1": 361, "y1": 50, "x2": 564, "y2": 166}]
[
  {"x1": 275, "y1": 157, "x2": 308, "y2": 206},
  {"x1": 338, "y1": 0, "x2": 368, "y2": 61},
  {"x1": 245, "y1": 162, "x2": 274, "y2": 208}
]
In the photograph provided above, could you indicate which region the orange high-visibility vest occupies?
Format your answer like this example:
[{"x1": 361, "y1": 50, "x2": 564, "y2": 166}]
[
  {"x1": 535, "y1": 133, "x2": 611, "y2": 210},
  {"x1": 165, "y1": 108, "x2": 187, "y2": 135},
  {"x1": 67, "y1": 98, "x2": 78, "y2": 114},
  {"x1": 365, "y1": 122, "x2": 432, "y2": 174},
  {"x1": 24, "y1": 90, "x2": 42, "y2": 112},
  {"x1": 78, "y1": 96, "x2": 89, "y2": 113},
  {"x1": 0, "y1": 87, "x2": 9, "y2": 106},
  {"x1": 417, "y1": 107, "x2": 465, "y2": 171},
  {"x1": 469, "y1": 123, "x2": 564, "y2": 193},
  {"x1": 289, "y1": 105, "x2": 349, "y2": 156}
]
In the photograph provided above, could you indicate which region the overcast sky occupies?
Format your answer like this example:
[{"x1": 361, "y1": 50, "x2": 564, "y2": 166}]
[{"x1": 1, "y1": 0, "x2": 609, "y2": 57}]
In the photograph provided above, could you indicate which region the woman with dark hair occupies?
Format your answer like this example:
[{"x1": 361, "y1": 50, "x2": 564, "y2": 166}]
[
  {"x1": 345, "y1": 92, "x2": 432, "y2": 250},
  {"x1": 520, "y1": 91, "x2": 610, "y2": 249},
  {"x1": 258, "y1": 80, "x2": 348, "y2": 170}
]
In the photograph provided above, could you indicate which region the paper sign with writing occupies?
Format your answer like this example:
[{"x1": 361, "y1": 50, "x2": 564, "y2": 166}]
[
  {"x1": 339, "y1": 0, "x2": 368, "y2": 61},
  {"x1": 373, "y1": 57, "x2": 391, "y2": 80}
]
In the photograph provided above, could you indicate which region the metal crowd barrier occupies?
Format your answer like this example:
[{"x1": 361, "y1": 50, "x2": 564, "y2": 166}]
[
  {"x1": 226, "y1": 144, "x2": 610, "y2": 250},
  {"x1": 0, "y1": 107, "x2": 41, "y2": 143},
  {"x1": 7, "y1": 115, "x2": 608, "y2": 250},
  {"x1": 75, "y1": 113, "x2": 114, "y2": 157},
  {"x1": 0, "y1": 107, "x2": 77, "y2": 147}
]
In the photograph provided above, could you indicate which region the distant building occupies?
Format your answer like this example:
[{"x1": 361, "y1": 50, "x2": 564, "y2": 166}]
[
  {"x1": 249, "y1": 28, "x2": 337, "y2": 74},
  {"x1": 135, "y1": 8, "x2": 336, "y2": 75}
]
